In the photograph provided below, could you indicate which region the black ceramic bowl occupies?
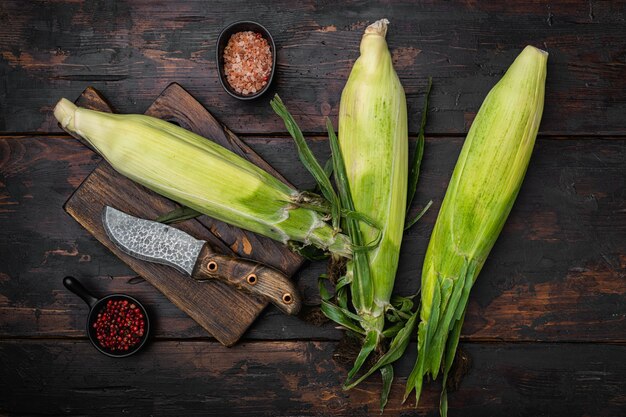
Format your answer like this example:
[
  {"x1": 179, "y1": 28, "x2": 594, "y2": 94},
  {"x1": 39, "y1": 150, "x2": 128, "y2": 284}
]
[
  {"x1": 216, "y1": 21, "x2": 276, "y2": 100},
  {"x1": 63, "y1": 276, "x2": 150, "y2": 358}
]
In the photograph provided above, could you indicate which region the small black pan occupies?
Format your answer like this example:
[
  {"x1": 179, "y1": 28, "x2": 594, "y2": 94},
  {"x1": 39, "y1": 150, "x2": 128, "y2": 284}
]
[{"x1": 63, "y1": 276, "x2": 150, "y2": 358}]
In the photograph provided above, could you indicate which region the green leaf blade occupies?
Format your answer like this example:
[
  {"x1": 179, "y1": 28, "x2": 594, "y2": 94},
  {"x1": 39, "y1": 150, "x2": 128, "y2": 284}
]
[
  {"x1": 406, "y1": 76, "x2": 432, "y2": 213},
  {"x1": 379, "y1": 365, "x2": 394, "y2": 413},
  {"x1": 326, "y1": 117, "x2": 374, "y2": 313},
  {"x1": 156, "y1": 206, "x2": 201, "y2": 224},
  {"x1": 345, "y1": 311, "x2": 419, "y2": 390},
  {"x1": 271, "y1": 96, "x2": 342, "y2": 230},
  {"x1": 404, "y1": 200, "x2": 433, "y2": 231},
  {"x1": 346, "y1": 331, "x2": 379, "y2": 381}
]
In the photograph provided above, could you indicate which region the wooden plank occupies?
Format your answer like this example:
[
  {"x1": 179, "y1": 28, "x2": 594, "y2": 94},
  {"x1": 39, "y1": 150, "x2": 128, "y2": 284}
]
[
  {"x1": 1, "y1": 135, "x2": 624, "y2": 341},
  {"x1": 0, "y1": 339, "x2": 624, "y2": 416},
  {"x1": 1, "y1": 1, "x2": 625, "y2": 135},
  {"x1": 61, "y1": 85, "x2": 303, "y2": 347}
]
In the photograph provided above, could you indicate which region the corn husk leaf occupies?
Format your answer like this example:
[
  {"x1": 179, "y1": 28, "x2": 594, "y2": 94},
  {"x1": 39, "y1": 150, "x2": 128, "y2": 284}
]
[
  {"x1": 156, "y1": 206, "x2": 201, "y2": 224},
  {"x1": 404, "y1": 45, "x2": 548, "y2": 411}
]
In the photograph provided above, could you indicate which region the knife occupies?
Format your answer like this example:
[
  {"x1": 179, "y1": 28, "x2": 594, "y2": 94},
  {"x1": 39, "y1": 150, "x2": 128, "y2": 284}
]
[{"x1": 102, "y1": 206, "x2": 301, "y2": 315}]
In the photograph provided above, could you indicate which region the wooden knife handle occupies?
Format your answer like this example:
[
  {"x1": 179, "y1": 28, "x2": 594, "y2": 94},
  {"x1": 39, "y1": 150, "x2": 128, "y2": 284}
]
[{"x1": 191, "y1": 245, "x2": 301, "y2": 315}]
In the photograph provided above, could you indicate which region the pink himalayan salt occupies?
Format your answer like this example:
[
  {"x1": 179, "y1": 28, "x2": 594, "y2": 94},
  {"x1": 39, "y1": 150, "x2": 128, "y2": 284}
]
[{"x1": 223, "y1": 31, "x2": 272, "y2": 95}]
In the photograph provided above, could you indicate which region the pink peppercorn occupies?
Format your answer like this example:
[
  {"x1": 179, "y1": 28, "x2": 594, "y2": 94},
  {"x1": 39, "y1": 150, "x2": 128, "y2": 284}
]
[{"x1": 92, "y1": 298, "x2": 145, "y2": 352}]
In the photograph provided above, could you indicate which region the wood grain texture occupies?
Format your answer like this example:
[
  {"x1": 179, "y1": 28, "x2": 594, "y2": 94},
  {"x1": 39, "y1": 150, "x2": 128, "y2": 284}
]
[
  {"x1": 2, "y1": 2, "x2": 625, "y2": 414},
  {"x1": 1, "y1": 0, "x2": 625, "y2": 135},
  {"x1": 1, "y1": 135, "x2": 624, "y2": 341},
  {"x1": 0, "y1": 339, "x2": 624, "y2": 416},
  {"x1": 63, "y1": 84, "x2": 302, "y2": 347}
]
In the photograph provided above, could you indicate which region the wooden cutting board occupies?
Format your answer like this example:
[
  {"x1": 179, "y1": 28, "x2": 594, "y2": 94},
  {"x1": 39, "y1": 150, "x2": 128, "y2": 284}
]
[{"x1": 64, "y1": 83, "x2": 304, "y2": 346}]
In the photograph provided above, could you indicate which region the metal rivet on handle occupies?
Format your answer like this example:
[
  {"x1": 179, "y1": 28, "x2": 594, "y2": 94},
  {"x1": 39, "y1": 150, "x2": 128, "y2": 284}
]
[
  {"x1": 207, "y1": 261, "x2": 218, "y2": 272},
  {"x1": 247, "y1": 274, "x2": 257, "y2": 285},
  {"x1": 282, "y1": 293, "x2": 293, "y2": 304}
]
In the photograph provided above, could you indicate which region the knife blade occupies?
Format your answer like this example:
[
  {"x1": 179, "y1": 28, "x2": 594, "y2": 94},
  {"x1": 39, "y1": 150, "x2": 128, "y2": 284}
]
[{"x1": 102, "y1": 206, "x2": 301, "y2": 315}]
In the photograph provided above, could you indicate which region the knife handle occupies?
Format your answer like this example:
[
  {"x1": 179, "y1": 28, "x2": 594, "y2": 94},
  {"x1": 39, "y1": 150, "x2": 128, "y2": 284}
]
[{"x1": 191, "y1": 245, "x2": 301, "y2": 315}]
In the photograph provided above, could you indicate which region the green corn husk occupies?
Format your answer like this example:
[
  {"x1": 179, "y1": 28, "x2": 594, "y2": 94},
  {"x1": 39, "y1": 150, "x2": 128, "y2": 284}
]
[
  {"x1": 404, "y1": 45, "x2": 548, "y2": 413},
  {"x1": 269, "y1": 19, "x2": 420, "y2": 408},
  {"x1": 270, "y1": 90, "x2": 423, "y2": 411},
  {"x1": 339, "y1": 18, "x2": 408, "y2": 339},
  {"x1": 313, "y1": 19, "x2": 418, "y2": 403},
  {"x1": 53, "y1": 100, "x2": 351, "y2": 257}
]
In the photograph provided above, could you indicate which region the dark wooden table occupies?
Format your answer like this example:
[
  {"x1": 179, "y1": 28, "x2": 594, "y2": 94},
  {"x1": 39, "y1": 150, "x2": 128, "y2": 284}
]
[{"x1": 1, "y1": 1, "x2": 624, "y2": 416}]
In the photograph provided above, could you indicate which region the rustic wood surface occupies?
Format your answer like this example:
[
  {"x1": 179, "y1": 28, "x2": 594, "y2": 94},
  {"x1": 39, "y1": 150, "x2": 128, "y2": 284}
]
[
  {"x1": 64, "y1": 84, "x2": 303, "y2": 346},
  {"x1": 1, "y1": 1, "x2": 626, "y2": 136},
  {"x1": 1, "y1": 0, "x2": 625, "y2": 416},
  {"x1": 1, "y1": 340, "x2": 625, "y2": 417}
]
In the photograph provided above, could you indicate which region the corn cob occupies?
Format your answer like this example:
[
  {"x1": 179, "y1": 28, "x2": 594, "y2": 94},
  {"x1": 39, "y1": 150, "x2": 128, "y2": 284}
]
[
  {"x1": 404, "y1": 45, "x2": 548, "y2": 413},
  {"x1": 53, "y1": 99, "x2": 351, "y2": 257},
  {"x1": 338, "y1": 18, "x2": 408, "y2": 339}
]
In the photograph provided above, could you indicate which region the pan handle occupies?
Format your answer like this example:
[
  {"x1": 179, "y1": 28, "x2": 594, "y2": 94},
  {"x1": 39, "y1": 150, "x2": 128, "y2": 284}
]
[{"x1": 63, "y1": 276, "x2": 99, "y2": 309}]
